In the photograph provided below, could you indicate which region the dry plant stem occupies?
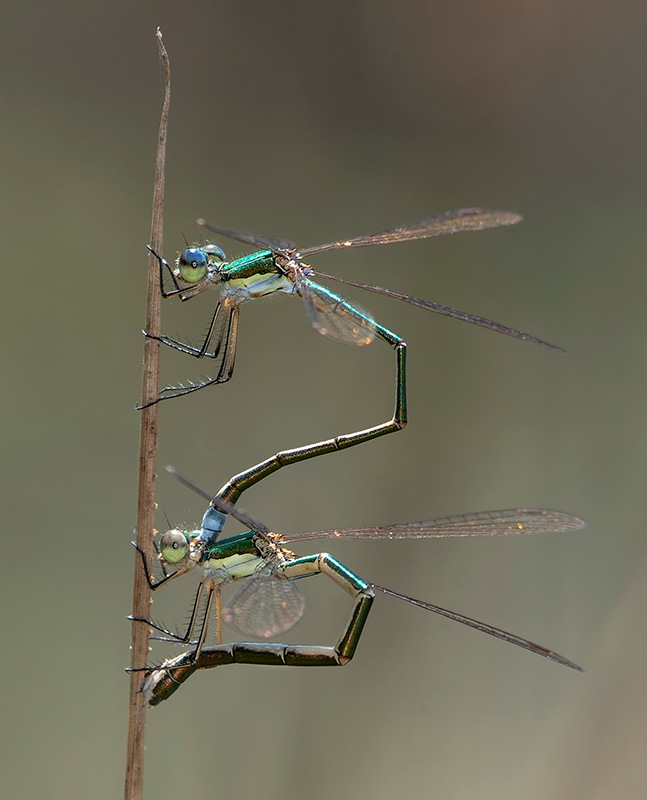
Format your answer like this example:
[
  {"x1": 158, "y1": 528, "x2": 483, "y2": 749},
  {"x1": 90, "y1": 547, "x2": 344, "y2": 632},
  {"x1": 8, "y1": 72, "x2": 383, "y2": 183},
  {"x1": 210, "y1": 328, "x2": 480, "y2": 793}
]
[{"x1": 124, "y1": 29, "x2": 170, "y2": 800}]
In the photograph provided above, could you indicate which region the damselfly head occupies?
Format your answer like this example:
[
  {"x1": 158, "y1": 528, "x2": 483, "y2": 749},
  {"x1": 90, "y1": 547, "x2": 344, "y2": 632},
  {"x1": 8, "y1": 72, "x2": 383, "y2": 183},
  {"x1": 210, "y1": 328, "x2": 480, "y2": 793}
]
[{"x1": 176, "y1": 243, "x2": 228, "y2": 286}]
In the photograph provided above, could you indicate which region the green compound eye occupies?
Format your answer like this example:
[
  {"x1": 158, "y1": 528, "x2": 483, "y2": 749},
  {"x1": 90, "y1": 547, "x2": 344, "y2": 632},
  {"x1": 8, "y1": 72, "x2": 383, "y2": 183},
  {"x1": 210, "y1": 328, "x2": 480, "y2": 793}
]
[
  {"x1": 177, "y1": 248, "x2": 208, "y2": 283},
  {"x1": 159, "y1": 529, "x2": 190, "y2": 564}
]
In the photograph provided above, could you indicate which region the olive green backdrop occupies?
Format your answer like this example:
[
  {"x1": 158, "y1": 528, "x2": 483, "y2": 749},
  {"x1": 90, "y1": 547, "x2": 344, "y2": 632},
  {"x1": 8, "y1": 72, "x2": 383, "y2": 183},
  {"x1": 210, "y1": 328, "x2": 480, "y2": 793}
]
[{"x1": 2, "y1": 2, "x2": 646, "y2": 798}]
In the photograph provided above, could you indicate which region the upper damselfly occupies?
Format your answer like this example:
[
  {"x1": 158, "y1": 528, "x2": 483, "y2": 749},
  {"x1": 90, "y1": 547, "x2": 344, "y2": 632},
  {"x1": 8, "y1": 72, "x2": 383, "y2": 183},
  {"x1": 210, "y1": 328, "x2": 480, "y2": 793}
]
[{"x1": 142, "y1": 208, "x2": 561, "y2": 408}]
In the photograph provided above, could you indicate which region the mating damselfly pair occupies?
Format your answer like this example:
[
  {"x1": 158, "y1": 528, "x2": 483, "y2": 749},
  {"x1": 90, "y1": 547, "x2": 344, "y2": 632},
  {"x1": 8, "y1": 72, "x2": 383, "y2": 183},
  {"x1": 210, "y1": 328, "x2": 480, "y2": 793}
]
[{"x1": 132, "y1": 209, "x2": 583, "y2": 705}]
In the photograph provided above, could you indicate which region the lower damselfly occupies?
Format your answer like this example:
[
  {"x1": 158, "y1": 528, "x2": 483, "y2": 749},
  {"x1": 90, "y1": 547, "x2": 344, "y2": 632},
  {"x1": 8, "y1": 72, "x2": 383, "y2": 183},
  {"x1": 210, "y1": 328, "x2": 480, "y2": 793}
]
[{"x1": 131, "y1": 469, "x2": 584, "y2": 706}]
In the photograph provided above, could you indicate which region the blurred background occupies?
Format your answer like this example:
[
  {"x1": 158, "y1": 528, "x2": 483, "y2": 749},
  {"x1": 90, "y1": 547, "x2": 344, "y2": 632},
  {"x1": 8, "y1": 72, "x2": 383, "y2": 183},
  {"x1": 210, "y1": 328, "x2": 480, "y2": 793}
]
[{"x1": 2, "y1": 1, "x2": 646, "y2": 798}]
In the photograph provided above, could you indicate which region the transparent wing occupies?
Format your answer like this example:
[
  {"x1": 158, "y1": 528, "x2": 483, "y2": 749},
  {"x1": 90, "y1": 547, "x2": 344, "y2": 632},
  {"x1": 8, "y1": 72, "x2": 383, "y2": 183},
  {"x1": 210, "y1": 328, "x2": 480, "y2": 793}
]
[
  {"x1": 197, "y1": 218, "x2": 296, "y2": 253},
  {"x1": 282, "y1": 509, "x2": 585, "y2": 543},
  {"x1": 198, "y1": 209, "x2": 520, "y2": 259},
  {"x1": 298, "y1": 276, "x2": 376, "y2": 346},
  {"x1": 222, "y1": 573, "x2": 306, "y2": 638},
  {"x1": 308, "y1": 270, "x2": 563, "y2": 353},
  {"x1": 300, "y1": 209, "x2": 522, "y2": 256}
]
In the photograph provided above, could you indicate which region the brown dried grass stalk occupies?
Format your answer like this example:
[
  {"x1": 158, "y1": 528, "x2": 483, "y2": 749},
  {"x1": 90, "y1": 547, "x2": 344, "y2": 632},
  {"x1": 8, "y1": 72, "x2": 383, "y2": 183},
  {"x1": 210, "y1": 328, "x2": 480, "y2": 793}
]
[{"x1": 124, "y1": 29, "x2": 170, "y2": 800}]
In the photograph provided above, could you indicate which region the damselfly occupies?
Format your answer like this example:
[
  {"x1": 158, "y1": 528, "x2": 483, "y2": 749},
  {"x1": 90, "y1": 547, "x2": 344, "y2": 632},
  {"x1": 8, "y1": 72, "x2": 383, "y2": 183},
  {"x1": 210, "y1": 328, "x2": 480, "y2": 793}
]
[
  {"x1": 142, "y1": 208, "x2": 561, "y2": 408},
  {"x1": 132, "y1": 470, "x2": 584, "y2": 706}
]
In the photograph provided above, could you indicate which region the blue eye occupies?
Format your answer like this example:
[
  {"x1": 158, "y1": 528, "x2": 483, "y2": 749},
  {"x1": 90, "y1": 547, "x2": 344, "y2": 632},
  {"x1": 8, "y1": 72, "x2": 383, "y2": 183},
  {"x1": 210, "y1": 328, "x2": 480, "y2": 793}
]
[{"x1": 177, "y1": 248, "x2": 208, "y2": 283}]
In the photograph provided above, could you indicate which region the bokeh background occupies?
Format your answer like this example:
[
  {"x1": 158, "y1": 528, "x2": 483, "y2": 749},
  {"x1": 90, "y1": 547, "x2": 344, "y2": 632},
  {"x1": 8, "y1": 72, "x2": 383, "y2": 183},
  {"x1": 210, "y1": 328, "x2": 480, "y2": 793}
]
[{"x1": 2, "y1": 2, "x2": 646, "y2": 798}]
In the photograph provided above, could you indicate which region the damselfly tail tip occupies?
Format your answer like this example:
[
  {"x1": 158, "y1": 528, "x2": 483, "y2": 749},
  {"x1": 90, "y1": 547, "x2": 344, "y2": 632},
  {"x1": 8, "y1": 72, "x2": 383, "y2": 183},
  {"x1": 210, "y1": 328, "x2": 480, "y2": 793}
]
[
  {"x1": 459, "y1": 208, "x2": 523, "y2": 227},
  {"x1": 537, "y1": 339, "x2": 567, "y2": 355},
  {"x1": 552, "y1": 653, "x2": 585, "y2": 673}
]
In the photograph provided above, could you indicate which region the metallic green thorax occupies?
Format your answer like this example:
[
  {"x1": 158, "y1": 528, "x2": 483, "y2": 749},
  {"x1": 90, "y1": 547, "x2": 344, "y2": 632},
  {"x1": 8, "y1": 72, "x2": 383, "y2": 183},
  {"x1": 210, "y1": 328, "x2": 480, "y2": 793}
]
[
  {"x1": 198, "y1": 531, "x2": 267, "y2": 582},
  {"x1": 200, "y1": 531, "x2": 260, "y2": 563},
  {"x1": 218, "y1": 250, "x2": 295, "y2": 301},
  {"x1": 219, "y1": 250, "x2": 278, "y2": 281}
]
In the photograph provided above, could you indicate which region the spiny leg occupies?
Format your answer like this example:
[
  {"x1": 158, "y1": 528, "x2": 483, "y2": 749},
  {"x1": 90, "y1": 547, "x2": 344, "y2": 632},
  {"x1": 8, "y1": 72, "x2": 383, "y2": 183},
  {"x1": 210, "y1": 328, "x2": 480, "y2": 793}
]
[
  {"x1": 130, "y1": 540, "x2": 183, "y2": 591},
  {"x1": 145, "y1": 298, "x2": 230, "y2": 358},
  {"x1": 129, "y1": 579, "x2": 206, "y2": 646},
  {"x1": 190, "y1": 583, "x2": 218, "y2": 660},
  {"x1": 143, "y1": 332, "x2": 211, "y2": 358},
  {"x1": 143, "y1": 243, "x2": 239, "y2": 406},
  {"x1": 130, "y1": 540, "x2": 215, "y2": 651},
  {"x1": 215, "y1": 328, "x2": 406, "y2": 506},
  {"x1": 139, "y1": 302, "x2": 240, "y2": 408},
  {"x1": 130, "y1": 577, "x2": 224, "y2": 659},
  {"x1": 148, "y1": 245, "x2": 183, "y2": 298}
]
